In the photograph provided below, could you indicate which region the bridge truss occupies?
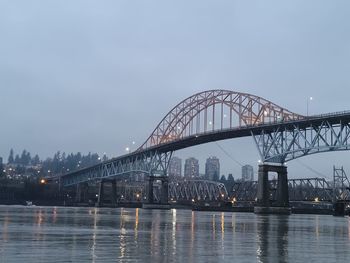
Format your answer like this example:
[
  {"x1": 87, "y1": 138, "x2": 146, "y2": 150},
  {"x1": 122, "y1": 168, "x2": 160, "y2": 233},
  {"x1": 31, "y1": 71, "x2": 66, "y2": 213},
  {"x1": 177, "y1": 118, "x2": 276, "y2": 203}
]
[
  {"x1": 253, "y1": 112, "x2": 350, "y2": 163},
  {"x1": 60, "y1": 90, "x2": 350, "y2": 191},
  {"x1": 168, "y1": 180, "x2": 228, "y2": 202},
  {"x1": 231, "y1": 177, "x2": 344, "y2": 202}
]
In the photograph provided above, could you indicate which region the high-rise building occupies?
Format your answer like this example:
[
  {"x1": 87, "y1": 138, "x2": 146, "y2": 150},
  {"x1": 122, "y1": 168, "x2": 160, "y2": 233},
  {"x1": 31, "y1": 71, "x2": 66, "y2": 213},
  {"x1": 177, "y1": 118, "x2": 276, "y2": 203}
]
[
  {"x1": 242, "y1": 165, "x2": 254, "y2": 181},
  {"x1": 184, "y1": 157, "x2": 199, "y2": 178},
  {"x1": 168, "y1": 157, "x2": 182, "y2": 178},
  {"x1": 205, "y1": 156, "x2": 220, "y2": 181}
]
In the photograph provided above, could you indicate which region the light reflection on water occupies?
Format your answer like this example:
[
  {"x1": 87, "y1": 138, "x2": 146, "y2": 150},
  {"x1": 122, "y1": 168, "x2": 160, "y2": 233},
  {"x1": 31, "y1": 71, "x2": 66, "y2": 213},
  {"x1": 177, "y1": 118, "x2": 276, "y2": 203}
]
[{"x1": 0, "y1": 205, "x2": 349, "y2": 262}]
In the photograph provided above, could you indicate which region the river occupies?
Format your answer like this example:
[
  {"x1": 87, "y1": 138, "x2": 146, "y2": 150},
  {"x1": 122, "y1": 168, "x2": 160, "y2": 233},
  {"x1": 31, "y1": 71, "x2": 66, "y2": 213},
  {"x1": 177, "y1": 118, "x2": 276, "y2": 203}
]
[{"x1": 0, "y1": 205, "x2": 349, "y2": 262}]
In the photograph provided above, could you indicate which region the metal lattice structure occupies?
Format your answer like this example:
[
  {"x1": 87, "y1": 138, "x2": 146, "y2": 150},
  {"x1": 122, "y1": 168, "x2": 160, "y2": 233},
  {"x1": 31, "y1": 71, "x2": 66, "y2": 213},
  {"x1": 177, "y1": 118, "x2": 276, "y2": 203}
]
[
  {"x1": 253, "y1": 112, "x2": 350, "y2": 163},
  {"x1": 231, "y1": 178, "x2": 334, "y2": 202},
  {"x1": 333, "y1": 166, "x2": 350, "y2": 201},
  {"x1": 61, "y1": 90, "x2": 350, "y2": 187},
  {"x1": 63, "y1": 151, "x2": 172, "y2": 186},
  {"x1": 140, "y1": 90, "x2": 303, "y2": 150},
  {"x1": 168, "y1": 180, "x2": 228, "y2": 202},
  {"x1": 116, "y1": 182, "x2": 144, "y2": 202}
]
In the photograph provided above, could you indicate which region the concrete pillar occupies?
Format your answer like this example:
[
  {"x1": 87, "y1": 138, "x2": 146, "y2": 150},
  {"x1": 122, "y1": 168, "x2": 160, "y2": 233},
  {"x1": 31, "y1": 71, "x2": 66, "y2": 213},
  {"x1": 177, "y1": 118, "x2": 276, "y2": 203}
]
[
  {"x1": 148, "y1": 177, "x2": 154, "y2": 204},
  {"x1": 97, "y1": 181, "x2": 105, "y2": 207},
  {"x1": 276, "y1": 166, "x2": 289, "y2": 207},
  {"x1": 111, "y1": 180, "x2": 117, "y2": 206},
  {"x1": 255, "y1": 164, "x2": 291, "y2": 215},
  {"x1": 75, "y1": 184, "x2": 82, "y2": 203},
  {"x1": 161, "y1": 178, "x2": 169, "y2": 204},
  {"x1": 257, "y1": 165, "x2": 270, "y2": 207}
]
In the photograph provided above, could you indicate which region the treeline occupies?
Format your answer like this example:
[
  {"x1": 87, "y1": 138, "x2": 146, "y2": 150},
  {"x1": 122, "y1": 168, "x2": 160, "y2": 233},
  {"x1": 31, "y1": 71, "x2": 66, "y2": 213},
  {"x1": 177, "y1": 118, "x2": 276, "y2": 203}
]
[{"x1": 6, "y1": 149, "x2": 108, "y2": 176}]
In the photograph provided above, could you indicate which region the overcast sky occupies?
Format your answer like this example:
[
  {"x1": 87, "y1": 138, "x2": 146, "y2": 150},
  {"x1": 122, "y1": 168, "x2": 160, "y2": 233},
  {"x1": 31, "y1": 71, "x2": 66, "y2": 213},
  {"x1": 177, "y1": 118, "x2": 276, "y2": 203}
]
[{"x1": 1, "y1": 1, "x2": 350, "y2": 178}]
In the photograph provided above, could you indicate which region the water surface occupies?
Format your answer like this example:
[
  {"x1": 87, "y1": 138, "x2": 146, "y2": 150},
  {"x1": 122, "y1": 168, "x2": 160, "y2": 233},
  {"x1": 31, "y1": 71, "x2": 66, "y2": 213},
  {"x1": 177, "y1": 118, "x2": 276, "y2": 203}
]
[{"x1": 0, "y1": 206, "x2": 349, "y2": 262}]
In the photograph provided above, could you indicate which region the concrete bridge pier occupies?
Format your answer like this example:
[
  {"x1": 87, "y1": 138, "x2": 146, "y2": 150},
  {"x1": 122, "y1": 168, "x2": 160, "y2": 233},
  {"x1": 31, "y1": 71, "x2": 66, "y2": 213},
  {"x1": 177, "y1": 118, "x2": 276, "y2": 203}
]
[
  {"x1": 147, "y1": 176, "x2": 154, "y2": 204},
  {"x1": 111, "y1": 179, "x2": 117, "y2": 207},
  {"x1": 143, "y1": 175, "x2": 170, "y2": 209},
  {"x1": 75, "y1": 182, "x2": 89, "y2": 204},
  {"x1": 254, "y1": 164, "x2": 291, "y2": 215},
  {"x1": 96, "y1": 179, "x2": 118, "y2": 207},
  {"x1": 96, "y1": 180, "x2": 105, "y2": 207},
  {"x1": 160, "y1": 177, "x2": 169, "y2": 204}
]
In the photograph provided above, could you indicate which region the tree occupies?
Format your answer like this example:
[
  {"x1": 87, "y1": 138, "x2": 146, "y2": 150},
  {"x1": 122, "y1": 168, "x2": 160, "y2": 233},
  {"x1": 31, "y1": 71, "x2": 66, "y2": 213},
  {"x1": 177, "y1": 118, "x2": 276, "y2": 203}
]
[
  {"x1": 20, "y1": 150, "x2": 31, "y2": 166},
  {"x1": 0, "y1": 157, "x2": 4, "y2": 177},
  {"x1": 14, "y1": 154, "x2": 20, "y2": 164},
  {"x1": 220, "y1": 175, "x2": 227, "y2": 183},
  {"x1": 8, "y1": 149, "x2": 14, "y2": 164},
  {"x1": 32, "y1": 154, "x2": 40, "y2": 166},
  {"x1": 227, "y1": 174, "x2": 234, "y2": 181}
]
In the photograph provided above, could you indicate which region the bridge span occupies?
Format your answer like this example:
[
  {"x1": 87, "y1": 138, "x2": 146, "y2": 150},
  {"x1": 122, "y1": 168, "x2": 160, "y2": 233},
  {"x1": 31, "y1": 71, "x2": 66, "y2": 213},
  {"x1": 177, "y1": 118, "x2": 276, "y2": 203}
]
[{"x1": 61, "y1": 90, "x2": 350, "y2": 213}]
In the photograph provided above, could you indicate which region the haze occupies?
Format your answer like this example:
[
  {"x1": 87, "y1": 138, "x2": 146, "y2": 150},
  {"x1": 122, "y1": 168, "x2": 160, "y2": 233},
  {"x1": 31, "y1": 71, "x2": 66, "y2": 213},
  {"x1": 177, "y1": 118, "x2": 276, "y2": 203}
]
[{"x1": 1, "y1": 0, "x2": 349, "y2": 178}]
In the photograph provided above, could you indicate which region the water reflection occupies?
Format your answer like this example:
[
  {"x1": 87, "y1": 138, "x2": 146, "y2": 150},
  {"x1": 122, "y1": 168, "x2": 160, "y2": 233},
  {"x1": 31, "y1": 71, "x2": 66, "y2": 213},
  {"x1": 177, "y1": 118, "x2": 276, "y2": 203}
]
[
  {"x1": 91, "y1": 208, "x2": 98, "y2": 263},
  {"x1": 1, "y1": 206, "x2": 350, "y2": 262},
  {"x1": 257, "y1": 216, "x2": 289, "y2": 263},
  {"x1": 134, "y1": 208, "x2": 139, "y2": 241}
]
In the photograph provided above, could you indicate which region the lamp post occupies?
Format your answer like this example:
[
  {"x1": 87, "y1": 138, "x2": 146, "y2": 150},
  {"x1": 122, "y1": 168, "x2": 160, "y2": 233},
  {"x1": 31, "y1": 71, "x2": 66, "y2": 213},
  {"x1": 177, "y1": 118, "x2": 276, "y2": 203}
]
[{"x1": 307, "y1": 96, "x2": 313, "y2": 116}]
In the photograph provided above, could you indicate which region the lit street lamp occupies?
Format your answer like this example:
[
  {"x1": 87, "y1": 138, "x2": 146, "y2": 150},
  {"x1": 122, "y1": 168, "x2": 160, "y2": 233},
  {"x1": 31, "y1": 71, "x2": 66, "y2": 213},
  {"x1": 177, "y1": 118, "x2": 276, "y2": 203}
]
[{"x1": 307, "y1": 96, "x2": 313, "y2": 116}]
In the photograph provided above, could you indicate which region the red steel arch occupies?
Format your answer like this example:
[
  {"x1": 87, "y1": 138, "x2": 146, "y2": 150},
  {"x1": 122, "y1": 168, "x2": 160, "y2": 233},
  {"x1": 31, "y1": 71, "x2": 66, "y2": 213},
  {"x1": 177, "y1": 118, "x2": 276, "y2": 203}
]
[{"x1": 139, "y1": 90, "x2": 304, "y2": 150}]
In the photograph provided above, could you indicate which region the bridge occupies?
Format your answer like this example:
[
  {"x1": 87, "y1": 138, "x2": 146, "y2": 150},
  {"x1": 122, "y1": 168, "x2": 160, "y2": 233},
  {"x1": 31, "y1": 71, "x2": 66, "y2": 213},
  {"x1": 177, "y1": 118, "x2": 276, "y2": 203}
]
[{"x1": 61, "y1": 90, "x2": 350, "y2": 213}]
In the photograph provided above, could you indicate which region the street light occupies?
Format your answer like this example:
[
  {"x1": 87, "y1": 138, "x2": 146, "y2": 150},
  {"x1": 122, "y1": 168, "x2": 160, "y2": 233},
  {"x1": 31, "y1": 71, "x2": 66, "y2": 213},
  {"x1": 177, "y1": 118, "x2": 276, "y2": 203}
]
[{"x1": 307, "y1": 96, "x2": 313, "y2": 116}]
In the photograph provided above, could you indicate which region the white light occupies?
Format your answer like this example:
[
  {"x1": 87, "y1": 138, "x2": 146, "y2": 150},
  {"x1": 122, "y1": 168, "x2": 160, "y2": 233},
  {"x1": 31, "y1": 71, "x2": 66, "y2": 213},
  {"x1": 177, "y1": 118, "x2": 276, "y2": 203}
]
[
  {"x1": 209, "y1": 121, "x2": 212, "y2": 125},
  {"x1": 310, "y1": 97, "x2": 313, "y2": 101},
  {"x1": 177, "y1": 126, "x2": 181, "y2": 130},
  {"x1": 125, "y1": 147, "x2": 130, "y2": 152},
  {"x1": 258, "y1": 160, "x2": 262, "y2": 164},
  {"x1": 223, "y1": 114, "x2": 227, "y2": 118},
  {"x1": 132, "y1": 141, "x2": 135, "y2": 145}
]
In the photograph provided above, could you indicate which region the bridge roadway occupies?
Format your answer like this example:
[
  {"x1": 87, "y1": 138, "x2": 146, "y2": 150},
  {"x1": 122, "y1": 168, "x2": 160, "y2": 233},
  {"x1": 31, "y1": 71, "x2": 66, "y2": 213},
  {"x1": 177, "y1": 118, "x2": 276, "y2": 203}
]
[
  {"x1": 62, "y1": 110, "x2": 350, "y2": 186},
  {"x1": 59, "y1": 90, "x2": 350, "y2": 214}
]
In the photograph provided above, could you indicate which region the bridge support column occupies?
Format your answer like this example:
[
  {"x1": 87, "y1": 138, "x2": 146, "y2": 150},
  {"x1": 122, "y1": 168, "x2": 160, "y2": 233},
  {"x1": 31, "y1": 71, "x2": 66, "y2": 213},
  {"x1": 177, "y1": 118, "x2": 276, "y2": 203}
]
[
  {"x1": 160, "y1": 177, "x2": 169, "y2": 204},
  {"x1": 147, "y1": 176, "x2": 154, "y2": 204},
  {"x1": 75, "y1": 183, "x2": 82, "y2": 203},
  {"x1": 96, "y1": 180, "x2": 105, "y2": 207},
  {"x1": 257, "y1": 165, "x2": 269, "y2": 207},
  {"x1": 254, "y1": 164, "x2": 291, "y2": 215},
  {"x1": 276, "y1": 166, "x2": 289, "y2": 207},
  {"x1": 111, "y1": 179, "x2": 117, "y2": 207},
  {"x1": 143, "y1": 175, "x2": 170, "y2": 209}
]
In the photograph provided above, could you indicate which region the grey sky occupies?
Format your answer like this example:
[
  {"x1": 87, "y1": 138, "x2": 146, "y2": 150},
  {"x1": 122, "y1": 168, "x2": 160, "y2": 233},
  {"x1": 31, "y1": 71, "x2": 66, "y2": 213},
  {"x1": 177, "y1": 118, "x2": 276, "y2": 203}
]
[{"x1": 1, "y1": 1, "x2": 350, "y2": 178}]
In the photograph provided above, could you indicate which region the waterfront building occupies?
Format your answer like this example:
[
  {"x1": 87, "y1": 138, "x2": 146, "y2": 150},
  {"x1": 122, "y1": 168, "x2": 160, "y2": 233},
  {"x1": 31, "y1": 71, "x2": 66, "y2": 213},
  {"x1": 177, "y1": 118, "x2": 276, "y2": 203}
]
[
  {"x1": 242, "y1": 165, "x2": 254, "y2": 181},
  {"x1": 205, "y1": 156, "x2": 220, "y2": 181},
  {"x1": 184, "y1": 157, "x2": 199, "y2": 178},
  {"x1": 168, "y1": 157, "x2": 182, "y2": 178}
]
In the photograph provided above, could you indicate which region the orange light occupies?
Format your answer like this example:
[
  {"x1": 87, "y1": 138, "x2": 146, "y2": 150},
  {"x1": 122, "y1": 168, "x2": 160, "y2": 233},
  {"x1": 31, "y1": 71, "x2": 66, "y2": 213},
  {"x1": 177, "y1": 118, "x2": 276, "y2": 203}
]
[{"x1": 40, "y1": 179, "x2": 46, "y2": 184}]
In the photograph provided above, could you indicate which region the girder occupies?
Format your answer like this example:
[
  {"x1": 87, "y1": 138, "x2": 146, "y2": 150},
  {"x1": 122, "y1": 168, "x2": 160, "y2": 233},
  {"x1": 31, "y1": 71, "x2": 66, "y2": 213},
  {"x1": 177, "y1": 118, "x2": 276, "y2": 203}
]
[
  {"x1": 253, "y1": 113, "x2": 350, "y2": 163},
  {"x1": 231, "y1": 178, "x2": 335, "y2": 202},
  {"x1": 62, "y1": 151, "x2": 172, "y2": 186},
  {"x1": 168, "y1": 180, "x2": 228, "y2": 202},
  {"x1": 60, "y1": 89, "x2": 350, "y2": 188}
]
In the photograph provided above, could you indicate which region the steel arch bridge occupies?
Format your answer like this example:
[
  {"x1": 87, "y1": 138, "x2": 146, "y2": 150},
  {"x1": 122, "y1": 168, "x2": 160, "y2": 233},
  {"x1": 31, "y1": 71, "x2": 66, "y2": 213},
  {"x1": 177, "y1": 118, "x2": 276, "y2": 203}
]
[{"x1": 62, "y1": 90, "x2": 350, "y2": 186}]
